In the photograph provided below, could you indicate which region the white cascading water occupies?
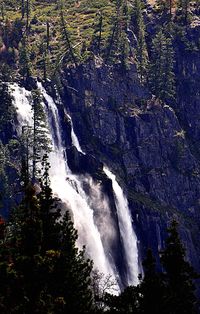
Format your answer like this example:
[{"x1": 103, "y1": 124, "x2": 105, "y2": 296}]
[
  {"x1": 69, "y1": 113, "x2": 139, "y2": 286},
  {"x1": 10, "y1": 82, "x2": 140, "y2": 288},
  {"x1": 68, "y1": 115, "x2": 84, "y2": 154},
  {"x1": 34, "y1": 83, "x2": 114, "y2": 276},
  {"x1": 103, "y1": 168, "x2": 139, "y2": 286},
  {"x1": 11, "y1": 84, "x2": 33, "y2": 129},
  {"x1": 66, "y1": 113, "x2": 121, "y2": 278}
]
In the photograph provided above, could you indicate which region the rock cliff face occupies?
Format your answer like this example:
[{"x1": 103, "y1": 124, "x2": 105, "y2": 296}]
[{"x1": 57, "y1": 29, "x2": 200, "y2": 275}]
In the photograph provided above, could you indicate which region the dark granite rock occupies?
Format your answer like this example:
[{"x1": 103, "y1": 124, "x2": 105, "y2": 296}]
[
  {"x1": 66, "y1": 146, "x2": 103, "y2": 177},
  {"x1": 59, "y1": 45, "x2": 200, "y2": 279}
]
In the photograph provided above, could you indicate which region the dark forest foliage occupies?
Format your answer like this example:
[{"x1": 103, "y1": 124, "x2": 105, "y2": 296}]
[
  {"x1": 0, "y1": 157, "x2": 94, "y2": 314},
  {"x1": 104, "y1": 222, "x2": 199, "y2": 313}
]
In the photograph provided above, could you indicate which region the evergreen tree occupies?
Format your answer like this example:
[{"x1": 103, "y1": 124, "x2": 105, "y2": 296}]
[
  {"x1": 38, "y1": 154, "x2": 61, "y2": 252},
  {"x1": 0, "y1": 183, "x2": 43, "y2": 313},
  {"x1": 0, "y1": 0, "x2": 5, "y2": 20},
  {"x1": 131, "y1": 0, "x2": 148, "y2": 82},
  {"x1": 160, "y1": 220, "x2": 198, "y2": 314},
  {"x1": 38, "y1": 156, "x2": 94, "y2": 313},
  {"x1": 0, "y1": 157, "x2": 94, "y2": 313},
  {"x1": 196, "y1": 0, "x2": 200, "y2": 14},
  {"x1": 91, "y1": 11, "x2": 103, "y2": 55},
  {"x1": 0, "y1": 216, "x2": 20, "y2": 313},
  {"x1": 53, "y1": 212, "x2": 93, "y2": 314},
  {"x1": 105, "y1": 17, "x2": 118, "y2": 62},
  {"x1": 118, "y1": 32, "x2": 129, "y2": 69},
  {"x1": 20, "y1": 125, "x2": 32, "y2": 186},
  {"x1": 21, "y1": 0, "x2": 25, "y2": 19},
  {"x1": 0, "y1": 141, "x2": 9, "y2": 215},
  {"x1": 19, "y1": 36, "x2": 32, "y2": 79},
  {"x1": 24, "y1": 0, "x2": 34, "y2": 32},
  {"x1": 46, "y1": 20, "x2": 50, "y2": 52},
  {"x1": 103, "y1": 222, "x2": 199, "y2": 314},
  {"x1": 0, "y1": 82, "x2": 15, "y2": 140},
  {"x1": 105, "y1": 0, "x2": 129, "y2": 65},
  {"x1": 31, "y1": 89, "x2": 51, "y2": 180},
  {"x1": 0, "y1": 216, "x2": 5, "y2": 240},
  {"x1": 156, "y1": 0, "x2": 176, "y2": 18},
  {"x1": 149, "y1": 28, "x2": 176, "y2": 102},
  {"x1": 139, "y1": 249, "x2": 166, "y2": 314},
  {"x1": 39, "y1": 21, "x2": 51, "y2": 80},
  {"x1": 177, "y1": 0, "x2": 190, "y2": 24},
  {"x1": 59, "y1": 1, "x2": 77, "y2": 66}
]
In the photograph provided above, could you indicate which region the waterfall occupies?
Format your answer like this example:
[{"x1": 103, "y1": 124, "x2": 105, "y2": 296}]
[
  {"x1": 11, "y1": 84, "x2": 33, "y2": 128},
  {"x1": 103, "y1": 168, "x2": 139, "y2": 286},
  {"x1": 11, "y1": 81, "x2": 139, "y2": 290},
  {"x1": 11, "y1": 83, "x2": 115, "y2": 278},
  {"x1": 66, "y1": 102, "x2": 140, "y2": 286},
  {"x1": 19, "y1": 82, "x2": 116, "y2": 282},
  {"x1": 69, "y1": 117, "x2": 84, "y2": 153}
]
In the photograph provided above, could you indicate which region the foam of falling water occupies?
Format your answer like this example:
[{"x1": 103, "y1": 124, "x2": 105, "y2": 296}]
[
  {"x1": 10, "y1": 84, "x2": 33, "y2": 128},
  {"x1": 71, "y1": 125, "x2": 84, "y2": 153},
  {"x1": 103, "y1": 167, "x2": 139, "y2": 286},
  {"x1": 64, "y1": 111, "x2": 84, "y2": 154},
  {"x1": 36, "y1": 83, "x2": 117, "y2": 281},
  {"x1": 82, "y1": 175, "x2": 118, "y2": 268}
]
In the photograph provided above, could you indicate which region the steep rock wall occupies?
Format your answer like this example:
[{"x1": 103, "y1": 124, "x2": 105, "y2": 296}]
[{"x1": 59, "y1": 54, "x2": 200, "y2": 273}]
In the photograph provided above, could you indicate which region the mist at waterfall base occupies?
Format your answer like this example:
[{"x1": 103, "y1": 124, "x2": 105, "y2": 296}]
[{"x1": 11, "y1": 82, "x2": 139, "y2": 290}]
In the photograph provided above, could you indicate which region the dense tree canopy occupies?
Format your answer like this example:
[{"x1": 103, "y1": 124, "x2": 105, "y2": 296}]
[
  {"x1": 0, "y1": 158, "x2": 94, "y2": 313},
  {"x1": 104, "y1": 221, "x2": 198, "y2": 314}
]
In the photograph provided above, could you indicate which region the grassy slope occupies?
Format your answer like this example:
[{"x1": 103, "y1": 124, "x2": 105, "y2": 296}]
[
  {"x1": 1, "y1": 0, "x2": 122, "y2": 76},
  {"x1": 2, "y1": 0, "x2": 199, "y2": 77}
]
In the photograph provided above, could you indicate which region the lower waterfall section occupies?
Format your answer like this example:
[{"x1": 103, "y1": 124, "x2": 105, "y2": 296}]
[
  {"x1": 103, "y1": 168, "x2": 139, "y2": 286},
  {"x1": 38, "y1": 83, "x2": 119, "y2": 283},
  {"x1": 11, "y1": 81, "x2": 140, "y2": 290},
  {"x1": 67, "y1": 107, "x2": 140, "y2": 286}
]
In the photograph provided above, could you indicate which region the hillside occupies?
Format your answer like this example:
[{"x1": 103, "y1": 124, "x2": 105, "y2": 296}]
[
  {"x1": 0, "y1": 0, "x2": 127, "y2": 77},
  {"x1": 0, "y1": 0, "x2": 198, "y2": 78}
]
